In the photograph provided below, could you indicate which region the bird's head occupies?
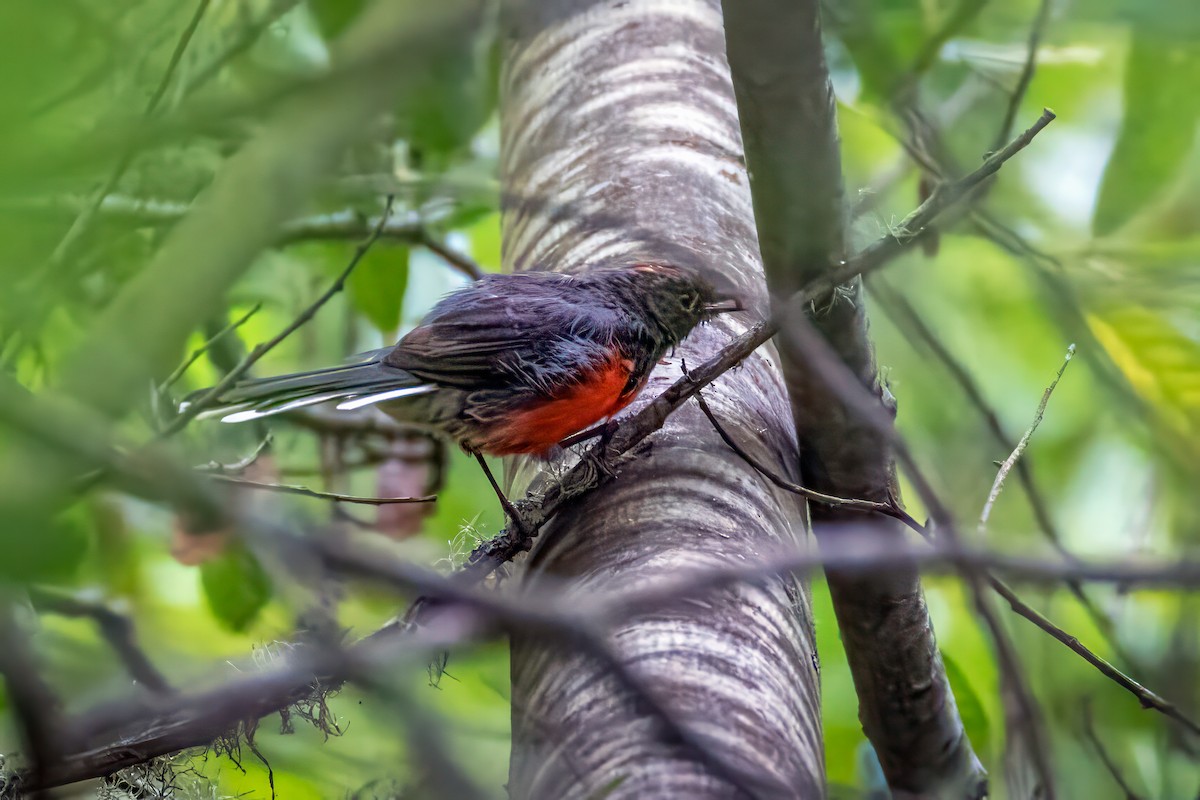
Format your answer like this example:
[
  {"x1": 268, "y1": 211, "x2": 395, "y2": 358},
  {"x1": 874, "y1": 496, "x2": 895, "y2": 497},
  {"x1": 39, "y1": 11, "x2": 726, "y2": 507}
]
[{"x1": 614, "y1": 263, "x2": 742, "y2": 345}]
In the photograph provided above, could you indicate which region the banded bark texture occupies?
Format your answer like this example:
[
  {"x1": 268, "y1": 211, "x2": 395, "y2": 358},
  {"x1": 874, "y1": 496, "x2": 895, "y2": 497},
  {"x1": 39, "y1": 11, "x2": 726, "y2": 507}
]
[
  {"x1": 723, "y1": 0, "x2": 986, "y2": 796},
  {"x1": 500, "y1": 0, "x2": 822, "y2": 796}
]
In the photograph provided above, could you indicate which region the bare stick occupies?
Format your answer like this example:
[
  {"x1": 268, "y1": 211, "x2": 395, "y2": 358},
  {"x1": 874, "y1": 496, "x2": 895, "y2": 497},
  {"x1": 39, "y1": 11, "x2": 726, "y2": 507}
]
[
  {"x1": 869, "y1": 279, "x2": 1129, "y2": 657},
  {"x1": 693, "y1": 391, "x2": 897, "y2": 515},
  {"x1": 417, "y1": 230, "x2": 485, "y2": 281},
  {"x1": 162, "y1": 195, "x2": 396, "y2": 437},
  {"x1": 207, "y1": 474, "x2": 433, "y2": 506},
  {"x1": 853, "y1": 108, "x2": 1056, "y2": 276},
  {"x1": 979, "y1": 344, "x2": 1075, "y2": 536},
  {"x1": 990, "y1": 577, "x2": 1200, "y2": 738},
  {"x1": 19, "y1": 519, "x2": 1200, "y2": 792},
  {"x1": 995, "y1": 0, "x2": 1054, "y2": 151},
  {"x1": 159, "y1": 303, "x2": 262, "y2": 392},
  {"x1": 195, "y1": 436, "x2": 273, "y2": 476},
  {"x1": 27, "y1": 589, "x2": 173, "y2": 696},
  {"x1": 1082, "y1": 701, "x2": 1146, "y2": 800}
]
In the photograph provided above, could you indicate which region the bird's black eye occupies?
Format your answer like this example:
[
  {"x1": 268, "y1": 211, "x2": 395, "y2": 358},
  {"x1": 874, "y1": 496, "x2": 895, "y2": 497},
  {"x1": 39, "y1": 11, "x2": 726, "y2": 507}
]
[{"x1": 681, "y1": 292, "x2": 701, "y2": 312}]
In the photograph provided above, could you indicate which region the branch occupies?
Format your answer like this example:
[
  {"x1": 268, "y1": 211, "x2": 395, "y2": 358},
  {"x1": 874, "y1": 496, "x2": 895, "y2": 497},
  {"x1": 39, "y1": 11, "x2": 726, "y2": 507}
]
[
  {"x1": 206, "y1": 474, "x2": 435, "y2": 506},
  {"x1": 1082, "y1": 701, "x2": 1146, "y2": 800},
  {"x1": 159, "y1": 303, "x2": 262, "y2": 393},
  {"x1": 852, "y1": 107, "x2": 1055, "y2": 276},
  {"x1": 0, "y1": 600, "x2": 65, "y2": 795},
  {"x1": 779, "y1": 314, "x2": 1057, "y2": 799},
  {"x1": 868, "y1": 278, "x2": 1132, "y2": 659},
  {"x1": 987, "y1": 576, "x2": 1200, "y2": 738},
  {"x1": 995, "y1": 0, "x2": 1053, "y2": 151},
  {"x1": 27, "y1": 589, "x2": 173, "y2": 696},
  {"x1": 414, "y1": 230, "x2": 485, "y2": 281},
  {"x1": 979, "y1": 343, "x2": 1075, "y2": 535},
  {"x1": 693, "y1": 390, "x2": 897, "y2": 516}
]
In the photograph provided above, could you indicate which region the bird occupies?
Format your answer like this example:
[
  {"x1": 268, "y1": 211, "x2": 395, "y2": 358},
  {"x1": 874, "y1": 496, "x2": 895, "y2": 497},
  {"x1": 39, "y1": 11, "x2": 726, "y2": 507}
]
[{"x1": 190, "y1": 264, "x2": 740, "y2": 460}]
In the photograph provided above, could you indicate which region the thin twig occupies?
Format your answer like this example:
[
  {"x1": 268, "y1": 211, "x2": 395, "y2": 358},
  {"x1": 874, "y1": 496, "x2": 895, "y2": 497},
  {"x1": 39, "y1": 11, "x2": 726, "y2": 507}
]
[
  {"x1": 195, "y1": 436, "x2": 273, "y2": 476},
  {"x1": 979, "y1": 344, "x2": 1075, "y2": 535},
  {"x1": 853, "y1": 108, "x2": 1056, "y2": 276},
  {"x1": 992, "y1": 578, "x2": 1200, "y2": 738},
  {"x1": 207, "y1": 474, "x2": 434, "y2": 506},
  {"x1": 995, "y1": 0, "x2": 1054, "y2": 152},
  {"x1": 159, "y1": 303, "x2": 262, "y2": 392},
  {"x1": 869, "y1": 279, "x2": 1129, "y2": 651},
  {"x1": 908, "y1": 0, "x2": 990, "y2": 79},
  {"x1": 693, "y1": 391, "x2": 897, "y2": 516},
  {"x1": 27, "y1": 588, "x2": 174, "y2": 696},
  {"x1": 417, "y1": 231, "x2": 485, "y2": 281},
  {"x1": 1082, "y1": 700, "x2": 1146, "y2": 800},
  {"x1": 161, "y1": 195, "x2": 396, "y2": 437}
]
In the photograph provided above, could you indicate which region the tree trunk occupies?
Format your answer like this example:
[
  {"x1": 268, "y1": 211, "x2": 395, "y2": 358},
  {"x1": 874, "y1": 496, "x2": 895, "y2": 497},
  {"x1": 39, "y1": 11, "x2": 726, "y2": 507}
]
[
  {"x1": 722, "y1": 1, "x2": 987, "y2": 797},
  {"x1": 500, "y1": 0, "x2": 823, "y2": 797}
]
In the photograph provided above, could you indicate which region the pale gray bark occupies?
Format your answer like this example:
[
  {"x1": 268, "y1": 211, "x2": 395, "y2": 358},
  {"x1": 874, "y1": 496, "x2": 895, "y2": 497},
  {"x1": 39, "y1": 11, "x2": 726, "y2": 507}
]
[
  {"x1": 500, "y1": 0, "x2": 823, "y2": 797},
  {"x1": 722, "y1": 0, "x2": 986, "y2": 797}
]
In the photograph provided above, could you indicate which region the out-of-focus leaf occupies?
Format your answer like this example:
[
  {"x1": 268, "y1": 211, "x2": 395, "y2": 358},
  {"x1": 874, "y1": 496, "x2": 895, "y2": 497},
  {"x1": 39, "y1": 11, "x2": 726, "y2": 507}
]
[
  {"x1": 1089, "y1": 307, "x2": 1200, "y2": 447},
  {"x1": 311, "y1": 0, "x2": 369, "y2": 38},
  {"x1": 349, "y1": 245, "x2": 409, "y2": 334},
  {"x1": 464, "y1": 211, "x2": 502, "y2": 272},
  {"x1": 1092, "y1": 29, "x2": 1200, "y2": 236},
  {"x1": 941, "y1": 650, "x2": 992, "y2": 757},
  {"x1": 826, "y1": 0, "x2": 923, "y2": 99},
  {"x1": 237, "y1": 3, "x2": 331, "y2": 82},
  {"x1": 398, "y1": 14, "x2": 496, "y2": 165},
  {"x1": 200, "y1": 544, "x2": 271, "y2": 632},
  {"x1": 0, "y1": 503, "x2": 89, "y2": 583}
]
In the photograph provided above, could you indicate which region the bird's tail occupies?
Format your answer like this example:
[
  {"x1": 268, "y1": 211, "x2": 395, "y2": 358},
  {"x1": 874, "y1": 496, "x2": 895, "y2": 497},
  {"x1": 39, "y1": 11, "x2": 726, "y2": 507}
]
[{"x1": 183, "y1": 350, "x2": 436, "y2": 423}]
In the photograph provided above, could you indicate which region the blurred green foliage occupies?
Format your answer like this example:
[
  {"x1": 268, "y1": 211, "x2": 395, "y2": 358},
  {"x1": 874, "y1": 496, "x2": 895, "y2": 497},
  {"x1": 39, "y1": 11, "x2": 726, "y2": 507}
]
[{"x1": 0, "y1": 0, "x2": 1196, "y2": 798}]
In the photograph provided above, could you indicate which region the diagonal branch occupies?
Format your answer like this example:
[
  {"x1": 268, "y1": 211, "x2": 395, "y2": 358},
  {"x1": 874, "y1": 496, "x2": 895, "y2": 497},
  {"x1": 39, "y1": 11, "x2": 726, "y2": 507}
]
[
  {"x1": 27, "y1": 589, "x2": 173, "y2": 696},
  {"x1": 206, "y1": 474, "x2": 434, "y2": 506}
]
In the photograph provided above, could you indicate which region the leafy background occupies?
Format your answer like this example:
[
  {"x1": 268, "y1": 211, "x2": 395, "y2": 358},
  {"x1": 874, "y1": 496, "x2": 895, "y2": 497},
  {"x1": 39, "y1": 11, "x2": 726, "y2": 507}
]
[{"x1": 0, "y1": 0, "x2": 1197, "y2": 797}]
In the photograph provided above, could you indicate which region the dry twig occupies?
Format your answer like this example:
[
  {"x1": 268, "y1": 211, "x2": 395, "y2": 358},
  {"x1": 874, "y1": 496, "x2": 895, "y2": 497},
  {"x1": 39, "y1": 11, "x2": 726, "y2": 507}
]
[{"x1": 207, "y1": 474, "x2": 434, "y2": 507}]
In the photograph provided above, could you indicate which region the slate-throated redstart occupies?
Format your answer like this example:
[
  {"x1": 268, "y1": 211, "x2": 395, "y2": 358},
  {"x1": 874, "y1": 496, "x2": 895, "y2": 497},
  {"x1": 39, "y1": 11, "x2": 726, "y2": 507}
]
[{"x1": 191, "y1": 264, "x2": 739, "y2": 456}]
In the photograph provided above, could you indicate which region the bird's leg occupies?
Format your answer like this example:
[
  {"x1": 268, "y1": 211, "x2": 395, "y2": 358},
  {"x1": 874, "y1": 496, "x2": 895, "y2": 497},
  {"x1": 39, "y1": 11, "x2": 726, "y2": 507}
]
[{"x1": 471, "y1": 451, "x2": 525, "y2": 531}]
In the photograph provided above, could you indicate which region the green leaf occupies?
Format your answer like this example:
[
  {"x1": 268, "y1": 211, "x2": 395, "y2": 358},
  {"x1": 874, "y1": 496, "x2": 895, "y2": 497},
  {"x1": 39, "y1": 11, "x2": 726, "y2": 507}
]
[
  {"x1": 349, "y1": 245, "x2": 409, "y2": 334},
  {"x1": 1093, "y1": 29, "x2": 1200, "y2": 236},
  {"x1": 311, "y1": 0, "x2": 368, "y2": 38},
  {"x1": 941, "y1": 650, "x2": 992, "y2": 757},
  {"x1": 398, "y1": 18, "x2": 496, "y2": 165},
  {"x1": 0, "y1": 503, "x2": 89, "y2": 583},
  {"x1": 1089, "y1": 307, "x2": 1200, "y2": 447},
  {"x1": 201, "y1": 545, "x2": 271, "y2": 633}
]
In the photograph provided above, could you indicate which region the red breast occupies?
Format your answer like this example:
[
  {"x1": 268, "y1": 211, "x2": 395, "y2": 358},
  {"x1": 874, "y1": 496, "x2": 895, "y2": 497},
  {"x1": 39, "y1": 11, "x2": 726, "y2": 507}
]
[{"x1": 475, "y1": 352, "x2": 642, "y2": 456}]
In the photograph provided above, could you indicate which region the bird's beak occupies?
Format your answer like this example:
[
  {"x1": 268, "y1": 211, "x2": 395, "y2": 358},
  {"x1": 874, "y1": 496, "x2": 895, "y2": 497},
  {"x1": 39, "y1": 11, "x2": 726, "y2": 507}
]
[{"x1": 704, "y1": 295, "x2": 743, "y2": 315}]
